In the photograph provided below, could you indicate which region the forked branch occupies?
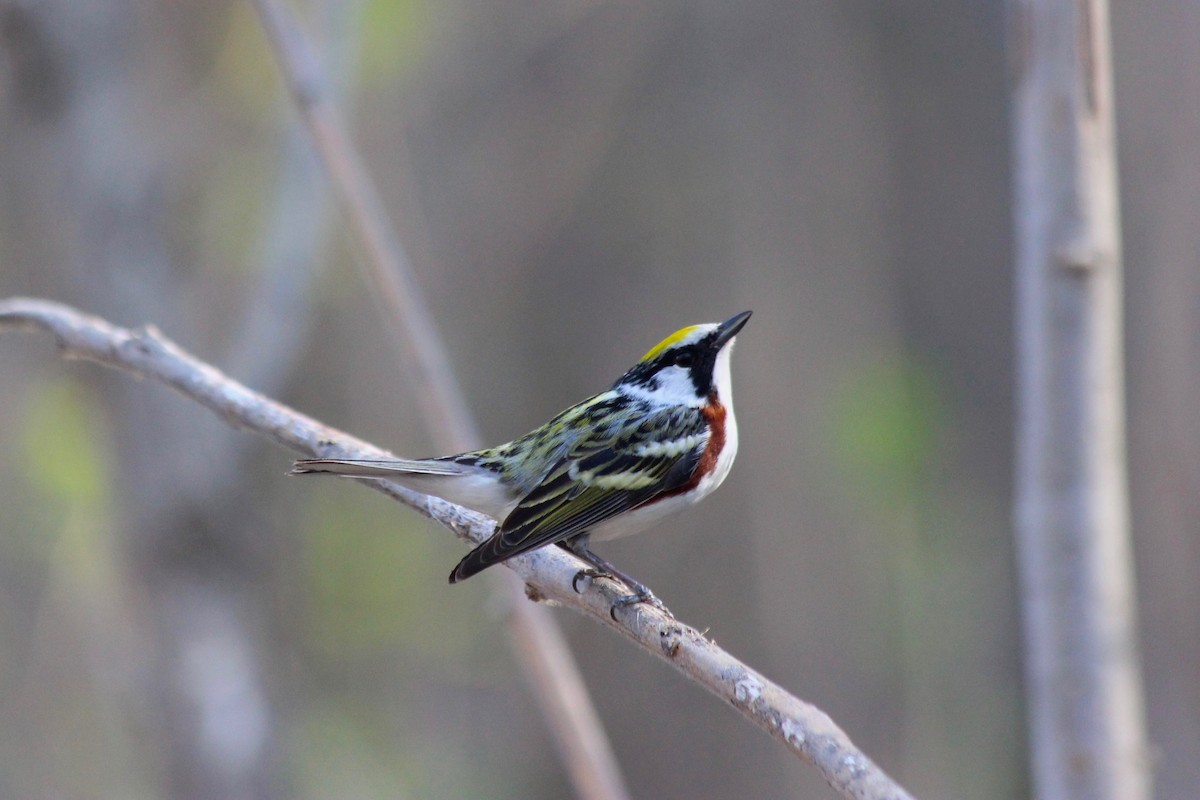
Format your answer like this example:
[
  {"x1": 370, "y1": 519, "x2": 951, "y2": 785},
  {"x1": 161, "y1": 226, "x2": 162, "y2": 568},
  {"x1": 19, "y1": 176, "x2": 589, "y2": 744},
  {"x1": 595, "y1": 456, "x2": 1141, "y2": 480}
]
[{"x1": 0, "y1": 297, "x2": 916, "y2": 800}]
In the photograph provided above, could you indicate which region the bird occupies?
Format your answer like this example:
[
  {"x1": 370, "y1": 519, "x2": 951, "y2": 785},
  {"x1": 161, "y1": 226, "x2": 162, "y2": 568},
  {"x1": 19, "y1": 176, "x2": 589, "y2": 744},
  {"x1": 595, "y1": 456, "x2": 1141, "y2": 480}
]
[{"x1": 291, "y1": 310, "x2": 751, "y2": 614}]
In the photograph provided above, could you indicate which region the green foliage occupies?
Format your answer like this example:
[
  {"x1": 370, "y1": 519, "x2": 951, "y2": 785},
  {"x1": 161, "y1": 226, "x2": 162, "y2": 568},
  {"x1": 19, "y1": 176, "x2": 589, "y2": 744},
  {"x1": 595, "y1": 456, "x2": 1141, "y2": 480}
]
[
  {"x1": 290, "y1": 697, "x2": 509, "y2": 800},
  {"x1": 21, "y1": 378, "x2": 108, "y2": 509},
  {"x1": 829, "y1": 354, "x2": 942, "y2": 505},
  {"x1": 209, "y1": 3, "x2": 281, "y2": 122},
  {"x1": 208, "y1": 0, "x2": 430, "y2": 115},
  {"x1": 300, "y1": 481, "x2": 479, "y2": 659},
  {"x1": 194, "y1": 146, "x2": 272, "y2": 270},
  {"x1": 291, "y1": 702, "x2": 411, "y2": 800},
  {"x1": 360, "y1": 0, "x2": 431, "y2": 83},
  {"x1": 17, "y1": 377, "x2": 120, "y2": 596}
]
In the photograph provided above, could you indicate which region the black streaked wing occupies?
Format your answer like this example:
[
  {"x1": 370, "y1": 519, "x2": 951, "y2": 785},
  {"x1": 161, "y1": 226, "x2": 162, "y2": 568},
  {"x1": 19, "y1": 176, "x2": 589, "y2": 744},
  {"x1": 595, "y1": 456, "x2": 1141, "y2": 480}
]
[{"x1": 451, "y1": 408, "x2": 706, "y2": 579}]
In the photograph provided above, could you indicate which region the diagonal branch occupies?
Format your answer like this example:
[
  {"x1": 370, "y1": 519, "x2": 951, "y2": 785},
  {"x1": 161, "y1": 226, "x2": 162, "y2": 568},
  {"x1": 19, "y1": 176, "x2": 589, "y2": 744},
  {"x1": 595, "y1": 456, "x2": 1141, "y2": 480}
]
[
  {"x1": 1, "y1": 297, "x2": 917, "y2": 800},
  {"x1": 251, "y1": 0, "x2": 477, "y2": 450},
  {"x1": 247, "y1": 2, "x2": 630, "y2": 797}
]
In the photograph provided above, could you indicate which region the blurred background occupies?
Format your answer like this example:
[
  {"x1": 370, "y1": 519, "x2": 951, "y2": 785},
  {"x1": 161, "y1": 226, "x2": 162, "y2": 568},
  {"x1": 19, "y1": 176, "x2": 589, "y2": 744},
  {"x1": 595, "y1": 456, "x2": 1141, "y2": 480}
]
[{"x1": 0, "y1": 0, "x2": 1196, "y2": 797}]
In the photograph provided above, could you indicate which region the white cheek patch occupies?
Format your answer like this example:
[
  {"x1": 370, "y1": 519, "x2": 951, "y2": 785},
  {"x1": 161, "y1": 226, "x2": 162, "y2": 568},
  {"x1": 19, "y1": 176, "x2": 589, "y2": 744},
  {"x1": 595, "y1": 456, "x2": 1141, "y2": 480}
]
[
  {"x1": 622, "y1": 364, "x2": 703, "y2": 406},
  {"x1": 655, "y1": 365, "x2": 699, "y2": 402}
]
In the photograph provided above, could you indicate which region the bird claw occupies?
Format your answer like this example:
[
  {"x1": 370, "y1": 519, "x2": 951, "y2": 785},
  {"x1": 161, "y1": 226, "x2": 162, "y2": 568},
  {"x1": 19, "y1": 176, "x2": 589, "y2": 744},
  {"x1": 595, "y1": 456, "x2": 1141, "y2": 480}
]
[
  {"x1": 571, "y1": 567, "x2": 670, "y2": 620},
  {"x1": 609, "y1": 590, "x2": 670, "y2": 621},
  {"x1": 572, "y1": 568, "x2": 611, "y2": 593}
]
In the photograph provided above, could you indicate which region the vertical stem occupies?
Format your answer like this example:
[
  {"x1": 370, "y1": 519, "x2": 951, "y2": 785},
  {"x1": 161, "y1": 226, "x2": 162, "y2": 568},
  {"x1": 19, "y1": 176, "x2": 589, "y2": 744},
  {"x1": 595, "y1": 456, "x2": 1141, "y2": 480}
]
[
  {"x1": 249, "y1": 3, "x2": 631, "y2": 798},
  {"x1": 251, "y1": 0, "x2": 478, "y2": 452},
  {"x1": 1010, "y1": 1, "x2": 1151, "y2": 798}
]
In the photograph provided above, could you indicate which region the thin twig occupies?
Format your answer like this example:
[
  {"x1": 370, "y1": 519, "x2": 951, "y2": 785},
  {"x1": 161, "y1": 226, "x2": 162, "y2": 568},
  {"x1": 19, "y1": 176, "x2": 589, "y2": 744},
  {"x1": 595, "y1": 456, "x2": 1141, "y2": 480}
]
[
  {"x1": 1, "y1": 297, "x2": 918, "y2": 800},
  {"x1": 226, "y1": 0, "x2": 362, "y2": 429},
  {"x1": 248, "y1": 1, "x2": 633, "y2": 797},
  {"x1": 251, "y1": 0, "x2": 476, "y2": 450}
]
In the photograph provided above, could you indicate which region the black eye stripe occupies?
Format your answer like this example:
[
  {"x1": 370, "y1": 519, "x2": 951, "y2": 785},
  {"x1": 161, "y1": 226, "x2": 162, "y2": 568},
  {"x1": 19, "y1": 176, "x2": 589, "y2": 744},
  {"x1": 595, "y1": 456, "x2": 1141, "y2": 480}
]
[{"x1": 613, "y1": 341, "x2": 710, "y2": 394}]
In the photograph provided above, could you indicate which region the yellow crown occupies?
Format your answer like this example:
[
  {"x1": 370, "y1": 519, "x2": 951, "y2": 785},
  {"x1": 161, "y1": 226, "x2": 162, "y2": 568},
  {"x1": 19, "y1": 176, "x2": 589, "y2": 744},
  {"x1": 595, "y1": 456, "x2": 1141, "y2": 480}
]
[{"x1": 640, "y1": 325, "x2": 704, "y2": 362}]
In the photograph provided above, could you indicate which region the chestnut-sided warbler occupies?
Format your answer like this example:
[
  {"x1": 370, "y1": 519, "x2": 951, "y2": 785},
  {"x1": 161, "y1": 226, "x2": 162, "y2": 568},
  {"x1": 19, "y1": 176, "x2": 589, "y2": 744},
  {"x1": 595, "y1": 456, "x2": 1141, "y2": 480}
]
[{"x1": 292, "y1": 310, "x2": 751, "y2": 612}]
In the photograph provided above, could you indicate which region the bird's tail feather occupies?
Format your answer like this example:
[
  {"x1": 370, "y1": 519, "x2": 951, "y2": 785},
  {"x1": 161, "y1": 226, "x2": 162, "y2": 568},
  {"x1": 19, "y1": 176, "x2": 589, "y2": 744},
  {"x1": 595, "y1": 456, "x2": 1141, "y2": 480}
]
[{"x1": 289, "y1": 458, "x2": 464, "y2": 478}]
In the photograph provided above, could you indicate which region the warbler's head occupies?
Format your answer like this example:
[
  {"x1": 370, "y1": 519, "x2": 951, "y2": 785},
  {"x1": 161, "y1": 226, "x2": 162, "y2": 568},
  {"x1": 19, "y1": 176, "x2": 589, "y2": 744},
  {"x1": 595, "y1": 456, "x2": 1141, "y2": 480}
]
[{"x1": 615, "y1": 310, "x2": 752, "y2": 406}]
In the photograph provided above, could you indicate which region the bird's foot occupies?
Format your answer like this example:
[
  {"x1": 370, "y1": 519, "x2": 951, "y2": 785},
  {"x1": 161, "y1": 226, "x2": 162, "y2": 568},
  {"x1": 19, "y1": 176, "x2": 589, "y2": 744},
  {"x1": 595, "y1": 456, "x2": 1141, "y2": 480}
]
[
  {"x1": 609, "y1": 588, "x2": 670, "y2": 621},
  {"x1": 572, "y1": 568, "x2": 612, "y2": 593},
  {"x1": 569, "y1": 561, "x2": 671, "y2": 620}
]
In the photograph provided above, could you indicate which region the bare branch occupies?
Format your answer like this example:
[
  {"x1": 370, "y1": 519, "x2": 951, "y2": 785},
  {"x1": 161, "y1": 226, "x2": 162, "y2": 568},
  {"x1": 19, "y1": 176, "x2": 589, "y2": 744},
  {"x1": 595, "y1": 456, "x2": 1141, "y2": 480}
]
[
  {"x1": 247, "y1": 2, "x2": 631, "y2": 797},
  {"x1": 251, "y1": 0, "x2": 477, "y2": 451},
  {"x1": 1, "y1": 297, "x2": 917, "y2": 800}
]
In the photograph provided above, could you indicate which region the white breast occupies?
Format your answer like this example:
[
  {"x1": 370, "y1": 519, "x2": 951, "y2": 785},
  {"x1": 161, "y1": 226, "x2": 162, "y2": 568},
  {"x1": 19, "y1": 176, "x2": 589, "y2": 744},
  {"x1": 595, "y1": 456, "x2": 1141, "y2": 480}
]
[{"x1": 590, "y1": 338, "x2": 741, "y2": 542}]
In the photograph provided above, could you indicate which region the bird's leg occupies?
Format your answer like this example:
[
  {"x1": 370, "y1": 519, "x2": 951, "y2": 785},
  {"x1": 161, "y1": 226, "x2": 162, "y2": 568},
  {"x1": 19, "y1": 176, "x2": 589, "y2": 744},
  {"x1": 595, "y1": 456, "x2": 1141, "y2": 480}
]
[
  {"x1": 561, "y1": 536, "x2": 669, "y2": 619},
  {"x1": 561, "y1": 535, "x2": 611, "y2": 592},
  {"x1": 564, "y1": 534, "x2": 614, "y2": 592}
]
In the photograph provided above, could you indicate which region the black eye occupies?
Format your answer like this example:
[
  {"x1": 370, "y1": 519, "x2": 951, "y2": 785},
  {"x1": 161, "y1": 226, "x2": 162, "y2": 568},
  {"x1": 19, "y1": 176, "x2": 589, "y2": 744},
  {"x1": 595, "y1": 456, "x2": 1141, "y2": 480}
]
[{"x1": 673, "y1": 351, "x2": 694, "y2": 369}]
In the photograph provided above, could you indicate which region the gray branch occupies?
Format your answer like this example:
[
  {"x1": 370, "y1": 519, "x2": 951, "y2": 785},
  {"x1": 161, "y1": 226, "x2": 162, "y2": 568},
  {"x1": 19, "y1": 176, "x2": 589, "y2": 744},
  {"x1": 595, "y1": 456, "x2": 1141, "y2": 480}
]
[
  {"x1": 1, "y1": 297, "x2": 917, "y2": 800},
  {"x1": 1009, "y1": 0, "x2": 1152, "y2": 797},
  {"x1": 248, "y1": 4, "x2": 630, "y2": 796}
]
